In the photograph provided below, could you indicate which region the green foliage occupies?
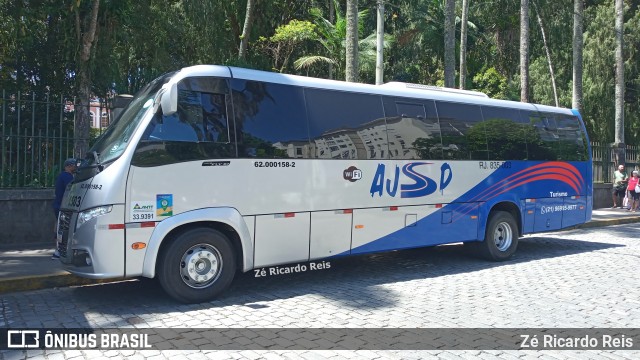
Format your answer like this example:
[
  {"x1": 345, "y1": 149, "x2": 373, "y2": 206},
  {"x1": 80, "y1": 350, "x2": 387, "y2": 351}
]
[
  {"x1": 89, "y1": 127, "x2": 105, "y2": 147},
  {"x1": 581, "y1": 2, "x2": 640, "y2": 144},
  {"x1": 472, "y1": 67, "x2": 510, "y2": 99},
  {"x1": 0, "y1": 0, "x2": 639, "y2": 149},
  {"x1": 271, "y1": 20, "x2": 318, "y2": 43},
  {"x1": 529, "y1": 57, "x2": 571, "y2": 107},
  {"x1": 258, "y1": 20, "x2": 318, "y2": 72}
]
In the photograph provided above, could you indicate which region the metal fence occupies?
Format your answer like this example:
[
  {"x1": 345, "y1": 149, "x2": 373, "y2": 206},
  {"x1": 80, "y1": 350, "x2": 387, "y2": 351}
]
[
  {"x1": 1, "y1": 90, "x2": 76, "y2": 188},
  {"x1": 591, "y1": 142, "x2": 639, "y2": 183}
]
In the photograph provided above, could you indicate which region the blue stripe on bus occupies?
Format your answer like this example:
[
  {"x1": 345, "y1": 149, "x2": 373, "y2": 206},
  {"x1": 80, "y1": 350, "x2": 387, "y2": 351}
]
[{"x1": 343, "y1": 161, "x2": 588, "y2": 256}]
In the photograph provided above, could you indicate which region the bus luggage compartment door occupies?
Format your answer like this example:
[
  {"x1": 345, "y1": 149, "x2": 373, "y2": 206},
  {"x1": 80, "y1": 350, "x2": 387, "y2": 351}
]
[
  {"x1": 561, "y1": 196, "x2": 586, "y2": 228},
  {"x1": 309, "y1": 210, "x2": 352, "y2": 260},
  {"x1": 522, "y1": 199, "x2": 536, "y2": 234},
  {"x1": 533, "y1": 198, "x2": 563, "y2": 232},
  {"x1": 254, "y1": 212, "x2": 310, "y2": 267}
]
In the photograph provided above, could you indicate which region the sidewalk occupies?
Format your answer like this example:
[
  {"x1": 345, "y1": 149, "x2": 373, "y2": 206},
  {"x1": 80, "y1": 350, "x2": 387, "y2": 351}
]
[{"x1": 1, "y1": 209, "x2": 639, "y2": 294}]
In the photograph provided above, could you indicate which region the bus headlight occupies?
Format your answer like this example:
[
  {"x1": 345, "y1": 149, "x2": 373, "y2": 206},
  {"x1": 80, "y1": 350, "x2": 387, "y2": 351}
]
[{"x1": 77, "y1": 206, "x2": 113, "y2": 229}]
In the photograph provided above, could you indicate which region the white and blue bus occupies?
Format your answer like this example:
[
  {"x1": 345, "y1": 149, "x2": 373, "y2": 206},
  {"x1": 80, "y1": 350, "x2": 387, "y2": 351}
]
[{"x1": 58, "y1": 65, "x2": 592, "y2": 303}]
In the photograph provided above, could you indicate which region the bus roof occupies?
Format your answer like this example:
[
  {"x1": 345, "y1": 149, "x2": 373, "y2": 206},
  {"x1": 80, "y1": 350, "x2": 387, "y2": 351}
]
[{"x1": 170, "y1": 65, "x2": 575, "y2": 115}]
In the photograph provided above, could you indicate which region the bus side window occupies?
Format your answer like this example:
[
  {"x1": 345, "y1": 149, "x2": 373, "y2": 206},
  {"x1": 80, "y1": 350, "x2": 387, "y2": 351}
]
[
  {"x1": 201, "y1": 93, "x2": 229, "y2": 143},
  {"x1": 133, "y1": 87, "x2": 235, "y2": 166},
  {"x1": 481, "y1": 106, "x2": 528, "y2": 161},
  {"x1": 306, "y1": 88, "x2": 387, "y2": 160},
  {"x1": 230, "y1": 79, "x2": 309, "y2": 159},
  {"x1": 526, "y1": 112, "x2": 560, "y2": 160},
  {"x1": 143, "y1": 90, "x2": 229, "y2": 143},
  {"x1": 555, "y1": 114, "x2": 588, "y2": 161},
  {"x1": 436, "y1": 101, "x2": 487, "y2": 160},
  {"x1": 381, "y1": 98, "x2": 443, "y2": 160}
]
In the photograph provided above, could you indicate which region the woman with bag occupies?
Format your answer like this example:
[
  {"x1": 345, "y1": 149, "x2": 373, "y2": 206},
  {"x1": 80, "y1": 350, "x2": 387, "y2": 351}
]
[{"x1": 627, "y1": 170, "x2": 640, "y2": 212}]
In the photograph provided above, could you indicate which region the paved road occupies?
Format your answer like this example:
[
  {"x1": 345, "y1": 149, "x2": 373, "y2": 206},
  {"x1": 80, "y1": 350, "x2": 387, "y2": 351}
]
[{"x1": 1, "y1": 224, "x2": 639, "y2": 359}]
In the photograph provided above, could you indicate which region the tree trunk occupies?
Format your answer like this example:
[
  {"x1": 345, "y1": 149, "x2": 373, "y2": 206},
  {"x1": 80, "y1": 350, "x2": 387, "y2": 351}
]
[
  {"x1": 520, "y1": 0, "x2": 530, "y2": 103},
  {"x1": 328, "y1": 0, "x2": 335, "y2": 79},
  {"x1": 533, "y1": 1, "x2": 558, "y2": 107},
  {"x1": 238, "y1": 0, "x2": 257, "y2": 60},
  {"x1": 614, "y1": 0, "x2": 624, "y2": 147},
  {"x1": 345, "y1": 0, "x2": 358, "y2": 82},
  {"x1": 459, "y1": 0, "x2": 470, "y2": 89},
  {"x1": 444, "y1": 0, "x2": 456, "y2": 88},
  {"x1": 74, "y1": 0, "x2": 100, "y2": 159},
  {"x1": 329, "y1": 0, "x2": 335, "y2": 23},
  {"x1": 572, "y1": 0, "x2": 583, "y2": 113},
  {"x1": 375, "y1": 0, "x2": 384, "y2": 85}
]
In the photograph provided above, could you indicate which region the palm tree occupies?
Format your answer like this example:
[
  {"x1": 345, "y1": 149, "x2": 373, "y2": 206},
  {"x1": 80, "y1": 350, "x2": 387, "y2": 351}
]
[
  {"x1": 295, "y1": 7, "x2": 393, "y2": 82},
  {"x1": 346, "y1": 0, "x2": 358, "y2": 82},
  {"x1": 572, "y1": 0, "x2": 583, "y2": 113},
  {"x1": 520, "y1": 0, "x2": 530, "y2": 102},
  {"x1": 459, "y1": 0, "x2": 470, "y2": 89},
  {"x1": 614, "y1": 0, "x2": 624, "y2": 148},
  {"x1": 444, "y1": 0, "x2": 456, "y2": 88},
  {"x1": 238, "y1": 0, "x2": 258, "y2": 60}
]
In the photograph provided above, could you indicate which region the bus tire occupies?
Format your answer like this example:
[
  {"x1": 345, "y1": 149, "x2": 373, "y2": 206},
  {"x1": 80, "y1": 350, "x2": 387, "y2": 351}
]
[
  {"x1": 157, "y1": 227, "x2": 236, "y2": 303},
  {"x1": 479, "y1": 211, "x2": 519, "y2": 261}
]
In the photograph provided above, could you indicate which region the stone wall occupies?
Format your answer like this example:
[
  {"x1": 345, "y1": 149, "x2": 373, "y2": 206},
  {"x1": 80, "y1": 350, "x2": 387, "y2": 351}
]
[
  {"x1": 593, "y1": 183, "x2": 613, "y2": 209},
  {"x1": 0, "y1": 189, "x2": 55, "y2": 248}
]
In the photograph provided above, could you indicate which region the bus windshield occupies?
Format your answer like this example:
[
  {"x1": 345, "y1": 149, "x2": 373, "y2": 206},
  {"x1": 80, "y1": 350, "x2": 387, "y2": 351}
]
[{"x1": 84, "y1": 72, "x2": 176, "y2": 168}]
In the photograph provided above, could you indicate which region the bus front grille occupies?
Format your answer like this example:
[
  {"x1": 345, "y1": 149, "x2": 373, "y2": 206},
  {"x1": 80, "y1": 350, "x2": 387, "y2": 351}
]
[{"x1": 57, "y1": 210, "x2": 72, "y2": 258}]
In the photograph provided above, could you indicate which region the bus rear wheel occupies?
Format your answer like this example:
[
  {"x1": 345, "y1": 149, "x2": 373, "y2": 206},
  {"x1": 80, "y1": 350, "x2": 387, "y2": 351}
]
[
  {"x1": 158, "y1": 227, "x2": 236, "y2": 303},
  {"x1": 478, "y1": 211, "x2": 519, "y2": 261}
]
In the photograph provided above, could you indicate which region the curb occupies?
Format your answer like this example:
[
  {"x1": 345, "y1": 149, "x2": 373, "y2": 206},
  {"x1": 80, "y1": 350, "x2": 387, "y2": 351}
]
[
  {"x1": 0, "y1": 217, "x2": 639, "y2": 295},
  {"x1": 0, "y1": 273, "x2": 118, "y2": 294},
  {"x1": 575, "y1": 217, "x2": 640, "y2": 229}
]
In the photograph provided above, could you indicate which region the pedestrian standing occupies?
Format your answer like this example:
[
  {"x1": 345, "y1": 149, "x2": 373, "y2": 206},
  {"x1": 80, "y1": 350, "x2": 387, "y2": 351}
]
[
  {"x1": 611, "y1": 164, "x2": 628, "y2": 208},
  {"x1": 627, "y1": 170, "x2": 640, "y2": 212},
  {"x1": 52, "y1": 158, "x2": 76, "y2": 259}
]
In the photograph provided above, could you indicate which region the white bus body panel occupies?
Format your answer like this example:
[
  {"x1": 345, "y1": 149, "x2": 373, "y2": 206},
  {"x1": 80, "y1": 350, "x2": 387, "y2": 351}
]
[
  {"x1": 60, "y1": 155, "x2": 133, "y2": 278},
  {"x1": 309, "y1": 210, "x2": 352, "y2": 260},
  {"x1": 254, "y1": 213, "x2": 310, "y2": 267},
  {"x1": 124, "y1": 225, "x2": 153, "y2": 276},
  {"x1": 63, "y1": 204, "x2": 126, "y2": 278},
  {"x1": 126, "y1": 159, "x2": 489, "y2": 271}
]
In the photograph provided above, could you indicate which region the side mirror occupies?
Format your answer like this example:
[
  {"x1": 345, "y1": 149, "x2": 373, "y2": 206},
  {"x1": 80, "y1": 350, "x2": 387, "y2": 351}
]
[{"x1": 160, "y1": 82, "x2": 178, "y2": 116}]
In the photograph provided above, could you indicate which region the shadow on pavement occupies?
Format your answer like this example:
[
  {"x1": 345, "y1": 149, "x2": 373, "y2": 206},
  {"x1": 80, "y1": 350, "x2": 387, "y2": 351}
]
[{"x1": 40, "y1": 230, "x2": 624, "y2": 326}]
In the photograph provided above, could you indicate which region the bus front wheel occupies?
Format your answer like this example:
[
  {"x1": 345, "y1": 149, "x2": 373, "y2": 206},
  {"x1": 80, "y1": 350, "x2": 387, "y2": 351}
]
[
  {"x1": 478, "y1": 211, "x2": 519, "y2": 261},
  {"x1": 158, "y1": 227, "x2": 236, "y2": 303}
]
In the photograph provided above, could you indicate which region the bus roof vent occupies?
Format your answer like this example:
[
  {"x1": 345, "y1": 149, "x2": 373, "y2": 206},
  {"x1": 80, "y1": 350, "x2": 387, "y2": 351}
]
[{"x1": 381, "y1": 82, "x2": 489, "y2": 98}]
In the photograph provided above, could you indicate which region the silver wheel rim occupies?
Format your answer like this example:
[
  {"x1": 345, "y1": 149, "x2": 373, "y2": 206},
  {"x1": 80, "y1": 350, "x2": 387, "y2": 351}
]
[
  {"x1": 180, "y1": 244, "x2": 223, "y2": 289},
  {"x1": 493, "y1": 221, "x2": 513, "y2": 252}
]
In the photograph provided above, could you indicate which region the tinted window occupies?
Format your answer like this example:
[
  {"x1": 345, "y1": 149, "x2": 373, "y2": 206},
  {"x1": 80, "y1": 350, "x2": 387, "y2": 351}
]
[
  {"x1": 382, "y1": 97, "x2": 442, "y2": 160},
  {"x1": 145, "y1": 91, "x2": 230, "y2": 143},
  {"x1": 396, "y1": 102, "x2": 426, "y2": 119},
  {"x1": 306, "y1": 89, "x2": 386, "y2": 159},
  {"x1": 481, "y1": 106, "x2": 528, "y2": 160},
  {"x1": 554, "y1": 114, "x2": 588, "y2": 161},
  {"x1": 525, "y1": 111, "x2": 559, "y2": 160},
  {"x1": 133, "y1": 78, "x2": 234, "y2": 166},
  {"x1": 231, "y1": 80, "x2": 309, "y2": 159},
  {"x1": 437, "y1": 101, "x2": 487, "y2": 160}
]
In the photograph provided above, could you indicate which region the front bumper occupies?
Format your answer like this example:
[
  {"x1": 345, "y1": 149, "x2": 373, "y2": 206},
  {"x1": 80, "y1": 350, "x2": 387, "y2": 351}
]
[{"x1": 58, "y1": 205, "x2": 126, "y2": 279}]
